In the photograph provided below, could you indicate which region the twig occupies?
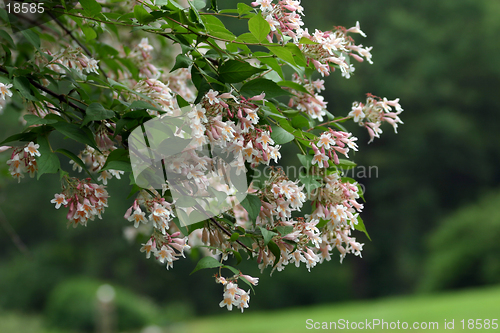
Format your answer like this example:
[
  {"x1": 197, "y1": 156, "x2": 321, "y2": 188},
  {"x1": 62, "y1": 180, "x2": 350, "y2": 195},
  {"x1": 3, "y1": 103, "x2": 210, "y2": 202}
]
[
  {"x1": 0, "y1": 207, "x2": 33, "y2": 259},
  {"x1": 306, "y1": 116, "x2": 352, "y2": 132}
]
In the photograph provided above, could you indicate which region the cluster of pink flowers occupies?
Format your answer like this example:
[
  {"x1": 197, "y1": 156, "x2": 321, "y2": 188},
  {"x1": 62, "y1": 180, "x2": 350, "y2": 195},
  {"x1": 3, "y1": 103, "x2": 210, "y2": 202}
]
[
  {"x1": 132, "y1": 78, "x2": 177, "y2": 116},
  {"x1": 287, "y1": 74, "x2": 328, "y2": 121},
  {"x1": 125, "y1": 191, "x2": 176, "y2": 235},
  {"x1": 297, "y1": 24, "x2": 372, "y2": 78},
  {"x1": 217, "y1": 279, "x2": 251, "y2": 312},
  {"x1": 132, "y1": 38, "x2": 160, "y2": 79},
  {"x1": 252, "y1": 0, "x2": 372, "y2": 78},
  {"x1": 311, "y1": 173, "x2": 364, "y2": 263},
  {"x1": 312, "y1": 129, "x2": 358, "y2": 167},
  {"x1": 349, "y1": 94, "x2": 404, "y2": 143},
  {"x1": 71, "y1": 145, "x2": 124, "y2": 185},
  {"x1": 37, "y1": 47, "x2": 100, "y2": 76},
  {"x1": 252, "y1": 0, "x2": 304, "y2": 42},
  {"x1": 124, "y1": 190, "x2": 190, "y2": 270},
  {"x1": 198, "y1": 89, "x2": 282, "y2": 169},
  {"x1": 257, "y1": 168, "x2": 307, "y2": 226},
  {"x1": 70, "y1": 127, "x2": 124, "y2": 185},
  {"x1": 4, "y1": 142, "x2": 40, "y2": 182},
  {"x1": 162, "y1": 68, "x2": 196, "y2": 102},
  {"x1": 51, "y1": 177, "x2": 109, "y2": 228}
]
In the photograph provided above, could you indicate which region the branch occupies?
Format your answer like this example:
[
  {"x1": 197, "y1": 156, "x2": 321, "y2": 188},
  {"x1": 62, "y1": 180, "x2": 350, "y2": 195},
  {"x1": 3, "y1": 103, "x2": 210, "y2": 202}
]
[
  {"x1": 0, "y1": 66, "x2": 87, "y2": 113},
  {"x1": 306, "y1": 116, "x2": 352, "y2": 132},
  {"x1": 0, "y1": 207, "x2": 32, "y2": 259}
]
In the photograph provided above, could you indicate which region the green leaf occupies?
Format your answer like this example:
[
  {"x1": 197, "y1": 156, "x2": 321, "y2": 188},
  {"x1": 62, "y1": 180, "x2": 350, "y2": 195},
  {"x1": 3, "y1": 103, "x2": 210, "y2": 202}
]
[
  {"x1": 237, "y1": 3, "x2": 254, "y2": 15},
  {"x1": 190, "y1": 256, "x2": 223, "y2": 275},
  {"x1": 267, "y1": 240, "x2": 281, "y2": 267},
  {"x1": 55, "y1": 148, "x2": 98, "y2": 182},
  {"x1": 55, "y1": 148, "x2": 85, "y2": 171},
  {"x1": 218, "y1": 60, "x2": 264, "y2": 83},
  {"x1": 170, "y1": 54, "x2": 192, "y2": 72},
  {"x1": 291, "y1": 114, "x2": 310, "y2": 129},
  {"x1": 222, "y1": 265, "x2": 239, "y2": 275},
  {"x1": 52, "y1": 122, "x2": 98, "y2": 150},
  {"x1": 240, "y1": 78, "x2": 291, "y2": 99},
  {"x1": 299, "y1": 37, "x2": 318, "y2": 44},
  {"x1": 236, "y1": 32, "x2": 260, "y2": 44},
  {"x1": 23, "y1": 115, "x2": 58, "y2": 127},
  {"x1": 297, "y1": 153, "x2": 313, "y2": 172},
  {"x1": 229, "y1": 232, "x2": 239, "y2": 242},
  {"x1": 355, "y1": 215, "x2": 371, "y2": 241},
  {"x1": 129, "y1": 100, "x2": 164, "y2": 112},
  {"x1": 201, "y1": 15, "x2": 236, "y2": 41},
  {"x1": 37, "y1": 136, "x2": 60, "y2": 179},
  {"x1": 258, "y1": 56, "x2": 284, "y2": 80},
  {"x1": 13, "y1": 77, "x2": 37, "y2": 101},
  {"x1": 267, "y1": 46, "x2": 296, "y2": 66},
  {"x1": 286, "y1": 43, "x2": 307, "y2": 67},
  {"x1": 259, "y1": 227, "x2": 278, "y2": 246},
  {"x1": 82, "y1": 103, "x2": 115, "y2": 125},
  {"x1": 248, "y1": 13, "x2": 270, "y2": 43},
  {"x1": 278, "y1": 80, "x2": 311, "y2": 95},
  {"x1": 188, "y1": 5, "x2": 202, "y2": 25},
  {"x1": 270, "y1": 126, "x2": 294, "y2": 144},
  {"x1": 20, "y1": 29, "x2": 40, "y2": 50},
  {"x1": 0, "y1": 29, "x2": 15, "y2": 47},
  {"x1": 239, "y1": 194, "x2": 261, "y2": 224},
  {"x1": 276, "y1": 225, "x2": 294, "y2": 236},
  {"x1": 176, "y1": 95, "x2": 190, "y2": 108},
  {"x1": 298, "y1": 173, "x2": 321, "y2": 195},
  {"x1": 80, "y1": 0, "x2": 102, "y2": 17},
  {"x1": 81, "y1": 25, "x2": 97, "y2": 42},
  {"x1": 101, "y1": 148, "x2": 131, "y2": 172},
  {"x1": 0, "y1": 132, "x2": 37, "y2": 145},
  {"x1": 337, "y1": 158, "x2": 357, "y2": 169},
  {"x1": 134, "y1": 5, "x2": 155, "y2": 24}
]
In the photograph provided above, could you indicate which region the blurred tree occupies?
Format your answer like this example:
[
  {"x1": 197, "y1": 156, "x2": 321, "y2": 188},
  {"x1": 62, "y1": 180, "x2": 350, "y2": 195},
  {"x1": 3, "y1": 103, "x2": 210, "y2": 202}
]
[{"x1": 419, "y1": 190, "x2": 500, "y2": 291}]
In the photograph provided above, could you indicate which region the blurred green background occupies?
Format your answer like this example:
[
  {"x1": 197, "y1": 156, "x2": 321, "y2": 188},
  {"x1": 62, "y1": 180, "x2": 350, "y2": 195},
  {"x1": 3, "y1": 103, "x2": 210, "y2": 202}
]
[{"x1": 2, "y1": 0, "x2": 500, "y2": 332}]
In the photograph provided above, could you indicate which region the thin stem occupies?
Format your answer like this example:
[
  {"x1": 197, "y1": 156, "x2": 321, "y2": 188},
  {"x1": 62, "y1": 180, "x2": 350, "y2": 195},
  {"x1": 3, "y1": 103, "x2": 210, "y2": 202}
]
[
  {"x1": 0, "y1": 207, "x2": 32, "y2": 259},
  {"x1": 0, "y1": 66, "x2": 87, "y2": 113},
  {"x1": 199, "y1": 12, "x2": 250, "y2": 20},
  {"x1": 306, "y1": 116, "x2": 352, "y2": 132},
  {"x1": 210, "y1": 217, "x2": 252, "y2": 252}
]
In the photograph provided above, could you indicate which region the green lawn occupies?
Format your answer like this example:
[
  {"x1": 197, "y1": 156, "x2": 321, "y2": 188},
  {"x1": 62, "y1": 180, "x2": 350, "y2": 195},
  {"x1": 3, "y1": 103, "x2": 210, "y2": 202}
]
[
  {"x1": 172, "y1": 285, "x2": 500, "y2": 333},
  {"x1": 2, "y1": 285, "x2": 500, "y2": 333}
]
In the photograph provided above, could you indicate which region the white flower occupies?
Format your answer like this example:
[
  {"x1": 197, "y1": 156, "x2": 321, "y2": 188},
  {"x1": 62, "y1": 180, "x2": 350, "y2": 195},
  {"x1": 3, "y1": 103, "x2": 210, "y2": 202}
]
[
  {"x1": 0, "y1": 82, "x2": 13, "y2": 100},
  {"x1": 205, "y1": 89, "x2": 219, "y2": 105},
  {"x1": 24, "y1": 142, "x2": 40, "y2": 157},
  {"x1": 128, "y1": 208, "x2": 148, "y2": 228},
  {"x1": 140, "y1": 239, "x2": 155, "y2": 259},
  {"x1": 346, "y1": 21, "x2": 367, "y2": 37},
  {"x1": 51, "y1": 193, "x2": 67, "y2": 209},
  {"x1": 349, "y1": 105, "x2": 365, "y2": 123},
  {"x1": 138, "y1": 38, "x2": 154, "y2": 52}
]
